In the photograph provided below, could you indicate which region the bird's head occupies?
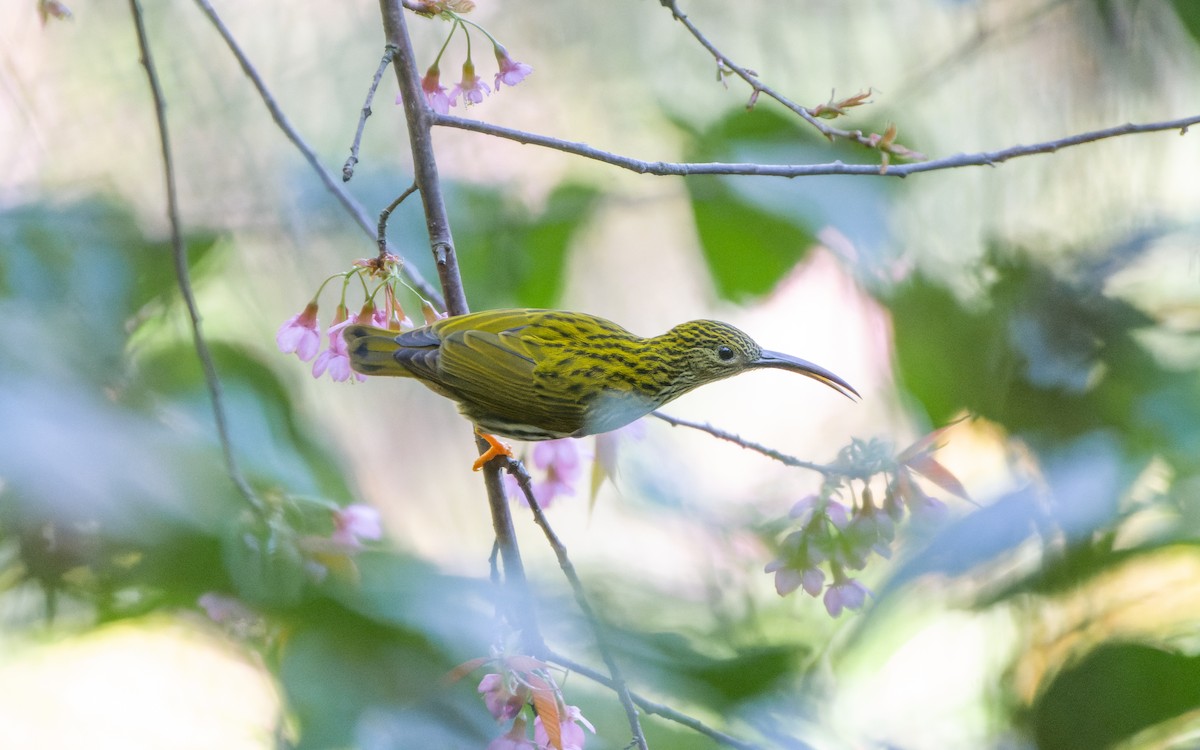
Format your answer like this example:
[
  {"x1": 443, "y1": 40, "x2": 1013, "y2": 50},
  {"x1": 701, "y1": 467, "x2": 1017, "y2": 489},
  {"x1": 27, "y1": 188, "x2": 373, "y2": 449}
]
[{"x1": 661, "y1": 320, "x2": 858, "y2": 399}]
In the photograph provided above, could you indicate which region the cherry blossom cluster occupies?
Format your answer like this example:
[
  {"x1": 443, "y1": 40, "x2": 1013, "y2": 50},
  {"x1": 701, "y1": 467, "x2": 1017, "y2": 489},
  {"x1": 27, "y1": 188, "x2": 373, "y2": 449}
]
[
  {"x1": 276, "y1": 253, "x2": 442, "y2": 382},
  {"x1": 404, "y1": 4, "x2": 533, "y2": 115},
  {"x1": 766, "y1": 431, "x2": 967, "y2": 617},
  {"x1": 462, "y1": 652, "x2": 594, "y2": 750}
]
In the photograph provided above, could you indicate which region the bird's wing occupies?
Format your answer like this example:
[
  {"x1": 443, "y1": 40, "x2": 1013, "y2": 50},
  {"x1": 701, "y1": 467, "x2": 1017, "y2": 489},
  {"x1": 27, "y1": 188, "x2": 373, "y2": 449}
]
[
  {"x1": 434, "y1": 315, "x2": 589, "y2": 436},
  {"x1": 393, "y1": 309, "x2": 548, "y2": 384}
]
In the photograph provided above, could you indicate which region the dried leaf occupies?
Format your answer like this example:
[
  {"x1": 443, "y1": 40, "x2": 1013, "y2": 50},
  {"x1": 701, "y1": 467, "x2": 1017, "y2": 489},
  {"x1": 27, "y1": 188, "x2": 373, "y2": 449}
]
[
  {"x1": 907, "y1": 455, "x2": 971, "y2": 501},
  {"x1": 443, "y1": 656, "x2": 492, "y2": 685},
  {"x1": 527, "y1": 674, "x2": 562, "y2": 750},
  {"x1": 506, "y1": 655, "x2": 549, "y2": 673}
]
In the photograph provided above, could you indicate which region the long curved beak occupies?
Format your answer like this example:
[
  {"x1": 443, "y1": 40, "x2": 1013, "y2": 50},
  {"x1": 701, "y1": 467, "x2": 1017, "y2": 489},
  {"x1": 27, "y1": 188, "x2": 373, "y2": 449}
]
[{"x1": 753, "y1": 350, "x2": 860, "y2": 400}]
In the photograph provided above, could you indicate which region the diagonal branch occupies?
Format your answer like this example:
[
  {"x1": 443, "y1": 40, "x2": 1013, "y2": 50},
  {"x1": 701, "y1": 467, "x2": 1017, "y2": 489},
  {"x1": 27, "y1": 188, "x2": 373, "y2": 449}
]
[
  {"x1": 504, "y1": 458, "x2": 650, "y2": 750},
  {"x1": 546, "y1": 649, "x2": 763, "y2": 750},
  {"x1": 650, "y1": 411, "x2": 835, "y2": 474},
  {"x1": 128, "y1": 0, "x2": 266, "y2": 521},
  {"x1": 192, "y1": 0, "x2": 444, "y2": 309}
]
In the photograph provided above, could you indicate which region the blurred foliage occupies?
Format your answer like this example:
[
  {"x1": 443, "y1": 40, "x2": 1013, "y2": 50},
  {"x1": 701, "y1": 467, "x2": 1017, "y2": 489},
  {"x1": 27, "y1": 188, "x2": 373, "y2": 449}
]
[
  {"x1": 675, "y1": 106, "x2": 895, "y2": 301},
  {"x1": 1031, "y1": 641, "x2": 1200, "y2": 750},
  {"x1": 5, "y1": 179, "x2": 1200, "y2": 748},
  {"x1": 3, "y1": 2, "x2": 1200, "y2": 745},
  {"x1": 451, "y1": 181, "x2": 600, "y2": 310},
  {"x1": 0, "y1": 200, "x2": 499, "y2": 748}
]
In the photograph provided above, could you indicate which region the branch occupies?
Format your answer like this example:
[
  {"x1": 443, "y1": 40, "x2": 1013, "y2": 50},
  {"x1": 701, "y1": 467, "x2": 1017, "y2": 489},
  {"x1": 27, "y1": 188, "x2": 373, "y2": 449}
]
[
  {"x1": 379, "y1": 0, "x2": 469, "y2": 316},
  {"x1": 546, "y1": 649, "x2": 763, "y2": 750},
  {"x1": 650, "y1": 411, "x2": 835, "y2": 474},
  {"x1": 343, "y1": 44, "x2": 397, "y2": 183},
  {"x1": 504, "y1": 458, "x2": 649, "y2": 750},
  {"x1": 478, "y1": 438, "x2": 544, "y2": 653},
  {"x1": 433, "y1": 112, "x2": 1200, "y2": 178},
  {"x1": 376, "y1": 0, "x2": 546, "y2": 666},
  {"x1": 128, "y1": 0, "x2": 266, "y2": 521},
  {"x1": 192, "y1": 0, "x2": 444, "y2": 309},
  {"x1": 659, "y1": 0, "x2": 848, "y2": 142}
]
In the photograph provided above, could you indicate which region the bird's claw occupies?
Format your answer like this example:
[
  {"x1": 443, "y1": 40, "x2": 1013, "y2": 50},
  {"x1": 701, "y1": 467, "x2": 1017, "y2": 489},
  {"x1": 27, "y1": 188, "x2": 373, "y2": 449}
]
[{"x1": 472, "y1": 433, "x2": 513, "y2": 471}]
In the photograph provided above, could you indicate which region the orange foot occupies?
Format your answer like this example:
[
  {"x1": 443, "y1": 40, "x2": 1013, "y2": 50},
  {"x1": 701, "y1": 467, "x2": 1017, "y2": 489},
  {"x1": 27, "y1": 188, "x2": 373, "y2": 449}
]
[{"x1": 472, "y1": 431, "x2": 513, "y2": 471}]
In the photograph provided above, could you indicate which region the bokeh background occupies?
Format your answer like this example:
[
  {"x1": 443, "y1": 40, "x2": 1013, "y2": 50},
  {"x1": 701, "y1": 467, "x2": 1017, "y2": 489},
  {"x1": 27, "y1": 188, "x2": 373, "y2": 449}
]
[{"x1": 2, "y1": 0, "x2": 1200, "y2": 748}]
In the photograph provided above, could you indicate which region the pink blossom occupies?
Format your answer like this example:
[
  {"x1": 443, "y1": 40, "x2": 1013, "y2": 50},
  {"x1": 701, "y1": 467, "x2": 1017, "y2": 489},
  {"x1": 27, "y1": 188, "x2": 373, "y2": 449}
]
[
  {"x1": 788, "y1": 494, "x2": 820, "y2": 525},
  {"x1": 528, "y1": 439, "x2": 583, "y2": 508},
  {"x1": 824, "y1": 500, "x2": 851, "y2": 529},
  {"x1": 417, "y1": 65, "x2": 452, "y2": 114},
  {"x1": 276, "y1": 302, "x2": 321, "y2": 361},
  {"x1": 534, "y1": 705, "x2": 595, "y2": 750},
  {"x1": 330, "y1": 504, "x2": 383, "y2": 550},
  {"x1": 451, "y1": 60, "x2": 490, "y2": 106},
  {"x1": 823, "y1": 577, "x2": 870, "y2": 618},
  {"x1": 313, "y1": 310, "x2": 367, "y2": 383},
  {"x1": 493, "y1": 46, "x2": 533, "y2": 89},
  {"x1": 907, "y1": 487, "x2": 948, "y2": 520},
  {"x1": 478, "y1": 673, "x2": 528, "y2": 722},
  {"x1": 765, "y1": 562, "x2": 824, "y2": 597},
  {"x1": 800, "y1": 567, "x2": 825, "y2": 597}
]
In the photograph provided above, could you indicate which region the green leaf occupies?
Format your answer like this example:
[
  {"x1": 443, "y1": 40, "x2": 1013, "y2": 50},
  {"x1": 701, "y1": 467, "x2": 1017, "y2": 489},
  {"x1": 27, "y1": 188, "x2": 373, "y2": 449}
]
[
  {"x1": 686, "y1": 176, "x2": 816, "y2": 300},
  {"x1": 1032, "y1": 642, "x2": 1200, "y2": 749},
  {"x1": 0, "y1": 199, "x2": 220, "y2": 384},
  {"x1": 279, "y1": 611, "x2": 488, "y2": 750},
  {"x1": 222, "y1": 521, "x2": 306, "y2": 609},
  {"x1": 1167, "y1": 0, "x2": 1200, "y2": 44},
  {"x1": 449, "y1": 181, "x2": 599, "y2": 310},
  {"x1": 676, "y1": 106, "x2": 893, "y2": 301},
  {"x1": 613, "y1": 628, "x2": 806, "y2": 709}
]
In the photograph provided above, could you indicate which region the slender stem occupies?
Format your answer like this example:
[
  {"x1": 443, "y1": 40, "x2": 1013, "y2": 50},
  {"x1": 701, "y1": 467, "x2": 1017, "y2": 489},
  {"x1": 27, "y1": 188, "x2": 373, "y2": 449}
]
[
  {"x1": 378, "y1": 181, "x2": 419, "y2": 258},
  {"x1": 128, "y1": 0, "x2": 266, "y2": 521},
  {"x1": 433, "y1": 112, "x2": 1200, "y2": 178},
  {"x1": 192, "y1": 0, "x2": 444, "y2": 309},
  {"x1": 546, "y1": 649, "x2": 763, "y2": 750},
  {"x1": 651, "y1": 411, "x2": 834, "y2": 474},
  {"x1": 343, "y1": 45, "x2": 397, "y2": 183},
  {"x1": 478, "y1": 440, "x2": 544, "y2": 654},
  {"x1": 505, "y1": 459, "x2": 649, "y2": 750},
  {"x1": 379, "y1": 0, "x2": 469, "y2": 317}
]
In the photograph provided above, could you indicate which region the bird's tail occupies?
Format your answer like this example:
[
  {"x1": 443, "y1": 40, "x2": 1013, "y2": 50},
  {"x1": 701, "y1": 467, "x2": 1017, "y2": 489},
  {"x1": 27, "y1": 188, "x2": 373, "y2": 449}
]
[{"x1": 342, "y1": 324, "x2": 410, "y2": 377}]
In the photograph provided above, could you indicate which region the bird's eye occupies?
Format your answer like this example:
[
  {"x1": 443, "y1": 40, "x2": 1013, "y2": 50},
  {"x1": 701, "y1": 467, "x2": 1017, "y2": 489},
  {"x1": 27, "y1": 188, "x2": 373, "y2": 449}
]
[{"x1": 717, "y1": 345, "x2": 735, "y2": 361}]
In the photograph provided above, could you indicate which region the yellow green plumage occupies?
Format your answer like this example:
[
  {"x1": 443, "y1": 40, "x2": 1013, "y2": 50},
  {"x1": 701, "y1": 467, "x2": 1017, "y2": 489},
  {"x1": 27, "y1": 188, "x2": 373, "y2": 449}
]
[{"x1": 344, "y1": 308, "x2": 856, "y2": 441}]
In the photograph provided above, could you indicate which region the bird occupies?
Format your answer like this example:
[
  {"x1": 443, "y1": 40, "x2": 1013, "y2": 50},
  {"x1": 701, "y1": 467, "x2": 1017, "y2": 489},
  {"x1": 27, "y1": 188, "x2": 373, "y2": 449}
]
[{"x1": 343, "y1": 309, "x2": 857, "y2": 469}]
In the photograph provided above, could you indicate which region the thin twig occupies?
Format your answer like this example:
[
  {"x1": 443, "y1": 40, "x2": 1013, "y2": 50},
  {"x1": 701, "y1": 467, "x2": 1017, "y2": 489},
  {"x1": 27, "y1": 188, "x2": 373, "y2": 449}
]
[
  {"x1": 192, "y1": 0, "x2": 444, "y2": 309},
  {"x1": 504, "y1": 459, "x2": 650, "y2": 750},
  {"x1": 343, "y1": 44, "x2": 397, "y2": 182},
  {"x1": 659, "y1": 0, "x2": 839, "y2": 138},
  {"x1": 433, "y1": 112, "x2": 1200, "y2": 178},
  {"x1": 128, "y1": 0, "x2": 266, "y2": 520},
  {"x1": 378, "y1": 181, "x2": 419, "y2": 258},
  {"x1": 651, "y1": 411, "x2": 835, "y2": 474},
  {"x1": 546, "y1": 649, "x2": 763, "y2": 750},
  {"x1": 659, "y1": 0, "x2": 920, "y2": 164}
]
